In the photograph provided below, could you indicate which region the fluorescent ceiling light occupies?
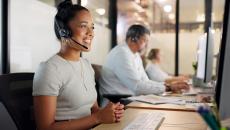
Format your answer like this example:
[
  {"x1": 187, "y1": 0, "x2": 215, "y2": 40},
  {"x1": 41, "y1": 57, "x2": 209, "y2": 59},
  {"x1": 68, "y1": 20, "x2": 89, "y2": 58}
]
[{"x1": 96, "y1": 8, "x2": 106, "y2": 16}]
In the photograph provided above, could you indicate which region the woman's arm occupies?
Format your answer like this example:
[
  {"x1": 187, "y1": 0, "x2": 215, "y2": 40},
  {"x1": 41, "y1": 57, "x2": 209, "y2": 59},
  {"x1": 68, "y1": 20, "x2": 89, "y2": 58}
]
[
  {"x1": 91, "y1": 101, "x2": 100, "y2": 114},
  {"x1": 34, "y1": 96, "x2": 115, "y2": 130}
]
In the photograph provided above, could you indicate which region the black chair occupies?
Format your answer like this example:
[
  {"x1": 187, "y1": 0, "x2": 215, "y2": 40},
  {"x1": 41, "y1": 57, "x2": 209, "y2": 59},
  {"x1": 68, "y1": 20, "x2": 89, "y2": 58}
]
[
  {"x1": 92, "y1": 64, "x2": 103, "y2": 105},
  {"x1": 91, "y1": 64, "x2": 132, "y2": 106},
  {"x1": 0, "y1": 73, "x2": 36, "y2": 130}
]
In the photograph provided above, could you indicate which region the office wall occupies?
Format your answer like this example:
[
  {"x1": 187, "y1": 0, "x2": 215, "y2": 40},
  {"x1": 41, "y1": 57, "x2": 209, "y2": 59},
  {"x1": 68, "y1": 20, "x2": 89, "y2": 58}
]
[
  {"x1": 9, "y1": 0, "x2": 59, "y2": 72},
  {"x1": 9, "y1": 0, "x2": 111, "y2": 72}
]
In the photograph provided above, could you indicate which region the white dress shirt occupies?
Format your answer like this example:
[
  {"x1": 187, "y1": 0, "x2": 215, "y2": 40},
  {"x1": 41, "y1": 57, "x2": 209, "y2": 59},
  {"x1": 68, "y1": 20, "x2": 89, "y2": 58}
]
[
  {"x1": 99, "y1": 43, "x2": 165, "y2": 97},
  {"x1": 145, "y1": 63, "x2": 171, "y2": 82}
]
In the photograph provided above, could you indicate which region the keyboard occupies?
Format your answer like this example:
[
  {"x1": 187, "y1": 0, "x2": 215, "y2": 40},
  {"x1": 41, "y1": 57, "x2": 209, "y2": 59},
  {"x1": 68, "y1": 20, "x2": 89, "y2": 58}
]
[{"x1": 123, "y1": 112, "x2": 165, "y2": 130}]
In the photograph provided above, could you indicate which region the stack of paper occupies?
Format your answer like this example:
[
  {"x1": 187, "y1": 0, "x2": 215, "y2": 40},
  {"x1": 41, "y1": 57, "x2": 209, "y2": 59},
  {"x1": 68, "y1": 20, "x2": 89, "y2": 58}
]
[{"x1": 128, "y1": 95, "x2": 186, "y2": 105}]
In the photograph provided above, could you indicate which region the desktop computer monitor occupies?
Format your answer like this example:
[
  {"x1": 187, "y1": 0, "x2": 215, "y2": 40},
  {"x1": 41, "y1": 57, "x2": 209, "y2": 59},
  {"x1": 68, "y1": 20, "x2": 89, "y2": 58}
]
[
  {"x1": 204, "y1": 28, "x2": 214, "y2": 83},
  {"x1": 215, "y1": 0, "x2": 230, "y2": 120},
  {"x1": 196, "y1": 28, "x2": 214, "y2": 83}
]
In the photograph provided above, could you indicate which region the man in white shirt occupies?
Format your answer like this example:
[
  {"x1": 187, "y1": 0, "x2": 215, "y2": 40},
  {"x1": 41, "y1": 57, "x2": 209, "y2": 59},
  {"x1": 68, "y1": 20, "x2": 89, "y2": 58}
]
[{"x1": 99, "y1": 25, "x2": 188, "y2": 104}]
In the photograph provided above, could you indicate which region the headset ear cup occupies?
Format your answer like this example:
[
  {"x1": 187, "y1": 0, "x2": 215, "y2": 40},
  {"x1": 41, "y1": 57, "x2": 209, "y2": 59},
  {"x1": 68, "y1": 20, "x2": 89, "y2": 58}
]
[
  {"x1": 131, "y1": 36, "x2": 138, "y2": 42},
  {"x1": 55, "y1": 18, "x2": 72, "y2": 38},
  {"x1": 59, "y1": 28, "x2": 71, "y2": 38},
  {"x1": 59, "y1": 29, "x2": 67, "y2": 38},
  {"x1": 61, "y1": 26, "x2": 71, "y2": 38}
]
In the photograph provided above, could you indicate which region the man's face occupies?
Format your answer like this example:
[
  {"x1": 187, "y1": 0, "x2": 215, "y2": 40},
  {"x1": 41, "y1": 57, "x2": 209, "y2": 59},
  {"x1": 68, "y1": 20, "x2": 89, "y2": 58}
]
[{"x1": 136, "y1": 34, "x2": 149, "y2": 54}]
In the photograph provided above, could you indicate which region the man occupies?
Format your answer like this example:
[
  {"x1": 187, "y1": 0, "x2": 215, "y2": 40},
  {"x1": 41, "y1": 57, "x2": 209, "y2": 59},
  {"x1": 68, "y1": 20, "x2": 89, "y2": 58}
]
[{"x1": 99, "y1": 25, "x2": 188, "y2": 103}]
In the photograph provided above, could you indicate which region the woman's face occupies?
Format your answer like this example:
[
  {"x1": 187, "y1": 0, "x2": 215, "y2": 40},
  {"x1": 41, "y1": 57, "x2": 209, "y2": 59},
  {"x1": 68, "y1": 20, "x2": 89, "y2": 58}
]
[
  {"x1": 156, "y1": 51, "x2": 161, "y2": 62},
  {"x1": 68, "y1": 10, "x2": 94, "y2": 52}
]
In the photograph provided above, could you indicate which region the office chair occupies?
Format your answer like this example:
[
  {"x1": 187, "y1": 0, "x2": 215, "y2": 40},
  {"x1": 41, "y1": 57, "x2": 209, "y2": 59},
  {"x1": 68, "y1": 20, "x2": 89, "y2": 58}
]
[
  {"x1": 91, "y1": 64, "x2": 132, "y2": 106},
  {"x1": 0, "y1": 73, "x2": 36, "y2": 130},
  {"x1": 92, "y1": 64, "x2": 103, "y2": 105}
]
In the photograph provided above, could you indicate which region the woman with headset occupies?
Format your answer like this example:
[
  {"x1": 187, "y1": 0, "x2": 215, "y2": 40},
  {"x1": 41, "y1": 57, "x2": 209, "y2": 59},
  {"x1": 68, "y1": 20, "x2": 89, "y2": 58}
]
[{"x1": 32, "y1": 1, "x2": 124, "y2": 130}]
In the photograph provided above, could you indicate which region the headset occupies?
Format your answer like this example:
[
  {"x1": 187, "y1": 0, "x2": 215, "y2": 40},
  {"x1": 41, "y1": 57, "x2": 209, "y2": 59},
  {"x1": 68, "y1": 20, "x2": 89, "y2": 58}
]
[
  {"x1": 54, "y1": 17, "x2": 88, "y2": 49},
  {"x1": 131, "y1": 36, "x2": 139, "y2": 42},
  {"x1": 127, "y1": 29, "x2": 140, "y2": 43}
]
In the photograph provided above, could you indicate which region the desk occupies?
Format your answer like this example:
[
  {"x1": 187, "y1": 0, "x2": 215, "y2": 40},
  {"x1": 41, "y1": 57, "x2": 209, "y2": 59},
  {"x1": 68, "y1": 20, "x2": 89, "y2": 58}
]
[{"x1": 93, "y1": 108, "x2": 207, "y2": 130}]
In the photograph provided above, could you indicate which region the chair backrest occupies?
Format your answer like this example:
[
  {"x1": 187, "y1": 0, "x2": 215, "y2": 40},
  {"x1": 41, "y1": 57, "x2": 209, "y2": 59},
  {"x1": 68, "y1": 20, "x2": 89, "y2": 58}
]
[
  {"x1": 91, "y1": 64, "x2": 102, "y2": 105},
  {"x1": 0, "y1": 73, "x2": 36, "y2": 130}
]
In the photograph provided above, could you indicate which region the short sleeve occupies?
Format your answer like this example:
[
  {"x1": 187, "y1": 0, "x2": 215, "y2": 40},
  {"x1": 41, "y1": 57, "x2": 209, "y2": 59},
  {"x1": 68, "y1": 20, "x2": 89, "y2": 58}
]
[{"x1": 33, "y1": 62, "x2": 62, "y2": 96}]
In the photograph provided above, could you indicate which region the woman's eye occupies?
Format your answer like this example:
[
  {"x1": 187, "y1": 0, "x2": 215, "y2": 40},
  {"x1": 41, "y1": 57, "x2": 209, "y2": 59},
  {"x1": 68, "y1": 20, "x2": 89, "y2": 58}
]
[{"x1": 80, "y1": 25, "x2": 87, "y2": 28}]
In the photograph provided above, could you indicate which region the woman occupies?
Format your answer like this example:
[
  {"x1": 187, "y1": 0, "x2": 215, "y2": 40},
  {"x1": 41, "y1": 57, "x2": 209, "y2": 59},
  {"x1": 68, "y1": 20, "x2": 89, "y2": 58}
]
[
  {"x1": 32, "y1": 1, "x2": 124, "y2": 130},
  {"x1": 146, "y1": 48, "x2": 188, "y2": 84}
]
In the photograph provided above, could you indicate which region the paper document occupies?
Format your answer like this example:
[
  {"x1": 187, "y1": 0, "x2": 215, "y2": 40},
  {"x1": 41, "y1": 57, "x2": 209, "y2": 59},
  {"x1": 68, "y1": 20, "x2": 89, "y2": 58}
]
[{"x1": 128, "y1": 95, "x2": 185, "y2": 105}]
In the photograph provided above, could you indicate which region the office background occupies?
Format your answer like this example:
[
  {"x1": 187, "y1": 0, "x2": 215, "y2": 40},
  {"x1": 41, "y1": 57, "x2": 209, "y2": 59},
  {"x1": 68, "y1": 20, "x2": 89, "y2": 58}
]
[{"x1": 0, "y1": 0, "x2": 225, "y2": 76}]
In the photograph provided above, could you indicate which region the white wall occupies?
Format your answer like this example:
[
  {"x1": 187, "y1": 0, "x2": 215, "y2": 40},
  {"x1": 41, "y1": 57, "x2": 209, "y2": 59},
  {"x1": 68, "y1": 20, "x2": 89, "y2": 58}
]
[{"x1": 10, "y1": 0, "x2": 60, "y2": 72}]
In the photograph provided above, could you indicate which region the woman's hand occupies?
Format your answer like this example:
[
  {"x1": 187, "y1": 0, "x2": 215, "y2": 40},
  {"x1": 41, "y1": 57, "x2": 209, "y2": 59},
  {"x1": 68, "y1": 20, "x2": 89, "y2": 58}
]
[
  {"x1": 114, "y1": 102, "x2": 124, "y2": 122},
  {"x1": 93, "y1": 102, "x2": 116, "y2": 124}
]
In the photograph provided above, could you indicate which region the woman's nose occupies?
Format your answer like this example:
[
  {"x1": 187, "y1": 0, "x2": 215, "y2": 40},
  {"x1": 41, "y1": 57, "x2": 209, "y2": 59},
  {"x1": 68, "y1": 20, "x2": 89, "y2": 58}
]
[{"x1": 86, "y1": 27, "x2": 94, "y2": 37}]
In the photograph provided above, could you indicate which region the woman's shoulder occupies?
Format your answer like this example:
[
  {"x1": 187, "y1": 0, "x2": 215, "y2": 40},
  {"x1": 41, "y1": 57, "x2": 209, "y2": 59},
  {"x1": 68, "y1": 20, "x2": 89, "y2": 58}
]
[
  {"x1": 146, "y1": 63, "x2": 157, "y2": 69},
  {"x1": 37, "y1": 55, "x2": 67, "y2": 74}
]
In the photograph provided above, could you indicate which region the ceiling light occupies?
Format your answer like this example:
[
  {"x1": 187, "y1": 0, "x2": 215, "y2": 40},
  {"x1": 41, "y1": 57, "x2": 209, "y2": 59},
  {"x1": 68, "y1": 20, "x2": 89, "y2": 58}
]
[
  {"x1": 163, "y1": 5, "x2": 172, "y2": 13},
  {"x1": 96, "y1": 8, "x2": 106, "y2": 16}
]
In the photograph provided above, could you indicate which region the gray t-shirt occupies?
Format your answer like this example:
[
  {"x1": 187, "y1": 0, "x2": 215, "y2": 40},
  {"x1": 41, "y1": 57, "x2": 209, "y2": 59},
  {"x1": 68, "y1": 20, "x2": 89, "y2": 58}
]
[{"x1": 33, "y1": 55, "x2": 97, "y2": 121}]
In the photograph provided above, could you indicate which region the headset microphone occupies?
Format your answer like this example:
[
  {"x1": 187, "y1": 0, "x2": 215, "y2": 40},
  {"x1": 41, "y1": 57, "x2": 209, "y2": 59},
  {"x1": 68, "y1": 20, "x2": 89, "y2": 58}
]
[{"x1": 70, "y1": 38, "x2": 88, "y2": 49}]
